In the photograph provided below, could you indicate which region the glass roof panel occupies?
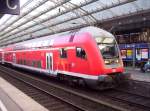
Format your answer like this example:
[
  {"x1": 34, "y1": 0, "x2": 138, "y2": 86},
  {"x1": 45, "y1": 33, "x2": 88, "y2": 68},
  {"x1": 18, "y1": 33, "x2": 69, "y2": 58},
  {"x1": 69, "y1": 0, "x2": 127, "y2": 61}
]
[
  {"x1": 30, "y1": 3, "x2": 49, "y2": 15},
  {"x1": 0, "y1": 0, "x2": 149, "y2": 46},
  {"x1": 70, "y1": 0, "x2": 88, "y2": 5}
]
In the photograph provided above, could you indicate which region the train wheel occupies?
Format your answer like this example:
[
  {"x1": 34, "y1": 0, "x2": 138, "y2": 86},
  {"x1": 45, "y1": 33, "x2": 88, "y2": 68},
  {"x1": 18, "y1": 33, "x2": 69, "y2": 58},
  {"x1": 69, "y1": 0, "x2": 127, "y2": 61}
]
[
  {"x1": 68, "y1": 78, "x2": 76, "y2": 87},
  {"x1": 78, "y1": 79, "x2": 86, "y2": 87},
  {"x1": 57, "y1": 73, "x2": 65, "y2": 81}
]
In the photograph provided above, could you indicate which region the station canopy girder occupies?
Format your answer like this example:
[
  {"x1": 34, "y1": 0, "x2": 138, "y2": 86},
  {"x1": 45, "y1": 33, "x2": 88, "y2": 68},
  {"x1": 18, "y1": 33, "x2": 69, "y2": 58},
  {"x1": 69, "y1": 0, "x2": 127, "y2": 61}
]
[{"x1": 0, "y1": 0, "x2": 150, "y2": 46}]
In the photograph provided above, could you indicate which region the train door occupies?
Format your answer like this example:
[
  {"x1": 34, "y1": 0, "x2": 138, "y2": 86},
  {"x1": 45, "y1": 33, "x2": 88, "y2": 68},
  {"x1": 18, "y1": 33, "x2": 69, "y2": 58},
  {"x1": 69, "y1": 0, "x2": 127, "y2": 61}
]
[
  {"x1": 13, "y1": 53, "x2": 16, "y2": 63},
  {"x1": 46, "y1": 53, "x2": 53, "y2": 74}
]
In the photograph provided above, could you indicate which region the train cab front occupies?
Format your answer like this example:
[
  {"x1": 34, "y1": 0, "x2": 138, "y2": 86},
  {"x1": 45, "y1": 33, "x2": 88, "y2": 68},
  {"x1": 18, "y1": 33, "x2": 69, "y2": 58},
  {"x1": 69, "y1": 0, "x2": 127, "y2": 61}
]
[
  {"x1": 94, "y1": 37, "x2": 130, "y2": 90},
  {"x1": 97, "y1": 71, "x2": 130, "y2": 90}
]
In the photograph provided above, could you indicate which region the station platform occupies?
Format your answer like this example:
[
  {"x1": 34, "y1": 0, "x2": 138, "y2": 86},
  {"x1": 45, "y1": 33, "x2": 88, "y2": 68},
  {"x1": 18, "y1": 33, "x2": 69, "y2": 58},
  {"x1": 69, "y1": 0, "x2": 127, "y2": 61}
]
[
  {"x1": 0, "y1": 77, "x2": 48, "y2": 111},
  {"x1": 125, "y1": 67, "x2": 150, "y2": 82}
]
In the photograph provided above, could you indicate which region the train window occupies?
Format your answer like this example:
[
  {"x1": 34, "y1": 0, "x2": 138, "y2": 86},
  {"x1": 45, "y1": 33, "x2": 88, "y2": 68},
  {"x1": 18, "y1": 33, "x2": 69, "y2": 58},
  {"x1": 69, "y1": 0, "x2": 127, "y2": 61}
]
[
  {"x1": 29, "y1": 60, "x2": 31, "y2": 66},
  {"x1": 32, "y1": 61, "x2": 35, "y2": 67},
  {"x1": 18, "y1": 60, "x2": 19, "y2": 64},
  {"x1": 34, "y1": 61, "x2": 36, "y2": 67},
  {"x1": 76, "y1": 47, "x2": 87, "y2": 59},
  {"x1": 29, "y1": 60, "x2": 32, "y2": 66},
  {"x1": 26, "y1": 60, "x2": 28, "y2": 65},
  {"x1": 20, "y1": 59, "x2": 23, "y2": 64},
  {"x1": 60, "y1": 48, "x2": 67, "y2": 58},
  {"x1": 36, "y1": 61, "x2": 38, "y2": 67},
  {"x1": 24, "y1": 60, "x2": 26, "y2": 65},
  {"x1": 37, "y1": 61, "x2": 41, "y2": 68},
  {"x1": 18, "y1": 60, "x2": 20, "y2": 64}
]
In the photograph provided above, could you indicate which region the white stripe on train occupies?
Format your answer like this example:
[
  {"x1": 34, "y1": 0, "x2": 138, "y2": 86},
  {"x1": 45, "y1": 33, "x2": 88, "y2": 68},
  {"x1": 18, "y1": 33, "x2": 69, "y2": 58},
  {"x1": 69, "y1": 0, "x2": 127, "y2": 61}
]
[
  {"x1": 3, "y1": 61, "x2": 99, "y2": 80},
  {"x1": 4, "y1": 46, "x2": 76, "y2": 53}
]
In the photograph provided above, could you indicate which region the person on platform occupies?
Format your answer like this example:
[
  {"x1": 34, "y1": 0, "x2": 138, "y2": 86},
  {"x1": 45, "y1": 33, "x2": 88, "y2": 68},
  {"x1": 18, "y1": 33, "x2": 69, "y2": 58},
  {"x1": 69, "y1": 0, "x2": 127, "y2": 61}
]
[{"x1": 144, "y1": 59, "x2": 150, "y2": 72}]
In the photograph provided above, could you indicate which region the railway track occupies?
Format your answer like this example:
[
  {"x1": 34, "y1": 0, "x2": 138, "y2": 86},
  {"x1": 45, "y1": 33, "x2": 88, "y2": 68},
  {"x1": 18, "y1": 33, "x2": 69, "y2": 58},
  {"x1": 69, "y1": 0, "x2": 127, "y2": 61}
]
[
  {"x1": 117, "y1": 79, "x2": 150, "y2": 98},
  {"x1": 102, "y1": 89, "x2": 150, "y2": 110},
  {"x1": 0, "y1": 65, "x2": 125, "y2": 111},
  {"x1": 0, "y1": 68, "x2": 84, "y2": 111},
  {"x1": 0, "y1": 65, "x2": 150, "y2": 111}
]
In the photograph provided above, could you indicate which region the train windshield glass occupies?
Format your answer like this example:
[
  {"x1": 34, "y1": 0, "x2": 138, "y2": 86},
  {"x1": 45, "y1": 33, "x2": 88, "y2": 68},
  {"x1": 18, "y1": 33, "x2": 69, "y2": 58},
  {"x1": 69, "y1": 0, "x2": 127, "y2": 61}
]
[{"x1": 95, "y1": 37, "x2": 119, "y2": 59}]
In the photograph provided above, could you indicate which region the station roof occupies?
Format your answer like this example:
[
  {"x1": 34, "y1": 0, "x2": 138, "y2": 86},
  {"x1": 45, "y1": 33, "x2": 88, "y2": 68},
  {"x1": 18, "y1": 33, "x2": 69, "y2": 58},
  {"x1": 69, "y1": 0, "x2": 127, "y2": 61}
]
[{"x1": 0, "y1": 0, "x2": 149, "y2": 47}]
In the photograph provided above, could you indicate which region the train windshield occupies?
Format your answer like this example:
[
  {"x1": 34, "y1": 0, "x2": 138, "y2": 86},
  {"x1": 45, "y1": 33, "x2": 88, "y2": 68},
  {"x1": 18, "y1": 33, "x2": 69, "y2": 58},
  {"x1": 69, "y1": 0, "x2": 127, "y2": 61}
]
[{"x1": 96, "y1": 37, "x2": 119, "y2": 59}]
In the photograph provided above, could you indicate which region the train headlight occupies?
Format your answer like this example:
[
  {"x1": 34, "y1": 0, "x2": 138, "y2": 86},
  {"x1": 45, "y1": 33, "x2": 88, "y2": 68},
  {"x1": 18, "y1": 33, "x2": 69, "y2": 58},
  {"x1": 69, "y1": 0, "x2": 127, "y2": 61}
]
[
  {"x1": 115, "y1": 59, "x2": 119, "y2": 63},
  {"x1": 104, "y1": 60, "x2": 110, "y2": 64}
]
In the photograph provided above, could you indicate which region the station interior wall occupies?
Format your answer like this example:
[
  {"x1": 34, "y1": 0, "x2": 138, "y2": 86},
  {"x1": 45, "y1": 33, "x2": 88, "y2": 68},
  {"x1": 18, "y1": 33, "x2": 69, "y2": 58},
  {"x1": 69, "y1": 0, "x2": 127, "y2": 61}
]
[{"x1": 116, "y1": 28, "x2": 150, "y2": 68}]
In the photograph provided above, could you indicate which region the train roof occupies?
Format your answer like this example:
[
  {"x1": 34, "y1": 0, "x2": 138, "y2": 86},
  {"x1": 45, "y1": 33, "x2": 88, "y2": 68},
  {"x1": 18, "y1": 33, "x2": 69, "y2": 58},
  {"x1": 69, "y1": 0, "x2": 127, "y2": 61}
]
[
  {"x1": 78, "y1": 26, "x2": 114, "y2": 38},
  {"x1": 4, "y1": 26, "x2": 114, "y2": 50}
]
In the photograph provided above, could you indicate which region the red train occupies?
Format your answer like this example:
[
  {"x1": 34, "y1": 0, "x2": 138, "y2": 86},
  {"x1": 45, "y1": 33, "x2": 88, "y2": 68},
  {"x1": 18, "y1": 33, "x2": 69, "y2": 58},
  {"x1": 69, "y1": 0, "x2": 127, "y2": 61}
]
[{"x1": 0, "y1": 26, "x2": 129, "y2": 89}]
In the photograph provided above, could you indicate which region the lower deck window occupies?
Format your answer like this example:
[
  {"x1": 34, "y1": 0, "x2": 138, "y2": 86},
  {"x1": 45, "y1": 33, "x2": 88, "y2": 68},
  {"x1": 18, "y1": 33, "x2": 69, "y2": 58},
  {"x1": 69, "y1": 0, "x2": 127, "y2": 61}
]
[{"x1": 37, "y1": 61, "x2": 41, "y2": 68}]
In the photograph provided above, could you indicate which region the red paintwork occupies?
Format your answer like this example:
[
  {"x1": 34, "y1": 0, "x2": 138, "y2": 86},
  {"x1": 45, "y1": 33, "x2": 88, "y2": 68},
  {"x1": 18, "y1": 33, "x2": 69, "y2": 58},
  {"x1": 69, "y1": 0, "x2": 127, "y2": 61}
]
[{"x1": 0, "y1": 30, "x2": 124, "y2": 78}]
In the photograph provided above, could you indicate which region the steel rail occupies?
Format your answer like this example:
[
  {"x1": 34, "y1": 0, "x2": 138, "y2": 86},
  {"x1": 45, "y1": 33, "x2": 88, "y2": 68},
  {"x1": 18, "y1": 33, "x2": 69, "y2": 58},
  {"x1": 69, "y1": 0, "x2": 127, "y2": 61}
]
[
  {"x1": 0, "y1": 65, "x2": 128, "y2": 111},
  {"x1": 0, "y1": 67, "x2": 86, "y2": 111},
  {"x1": 103, "y1": 89, "x2": 150, "y2": 110}
]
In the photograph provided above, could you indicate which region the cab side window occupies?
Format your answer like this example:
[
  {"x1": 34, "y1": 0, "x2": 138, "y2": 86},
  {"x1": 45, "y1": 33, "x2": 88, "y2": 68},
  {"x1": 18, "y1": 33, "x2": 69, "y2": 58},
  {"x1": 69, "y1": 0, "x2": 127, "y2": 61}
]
[
  {"x1": 76, "y1": 47, "x2": 87, "y2": 59},
  {"x1": 60, "y1": 48, "x2": 67, "y2": 58}
]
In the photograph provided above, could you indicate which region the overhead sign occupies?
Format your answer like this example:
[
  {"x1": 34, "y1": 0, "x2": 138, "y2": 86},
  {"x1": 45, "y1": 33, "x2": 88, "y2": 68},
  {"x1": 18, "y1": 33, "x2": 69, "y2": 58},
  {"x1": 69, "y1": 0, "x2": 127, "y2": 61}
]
[{"x1": 0, "y1": 0, "x2": 20, "y2": 15}]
